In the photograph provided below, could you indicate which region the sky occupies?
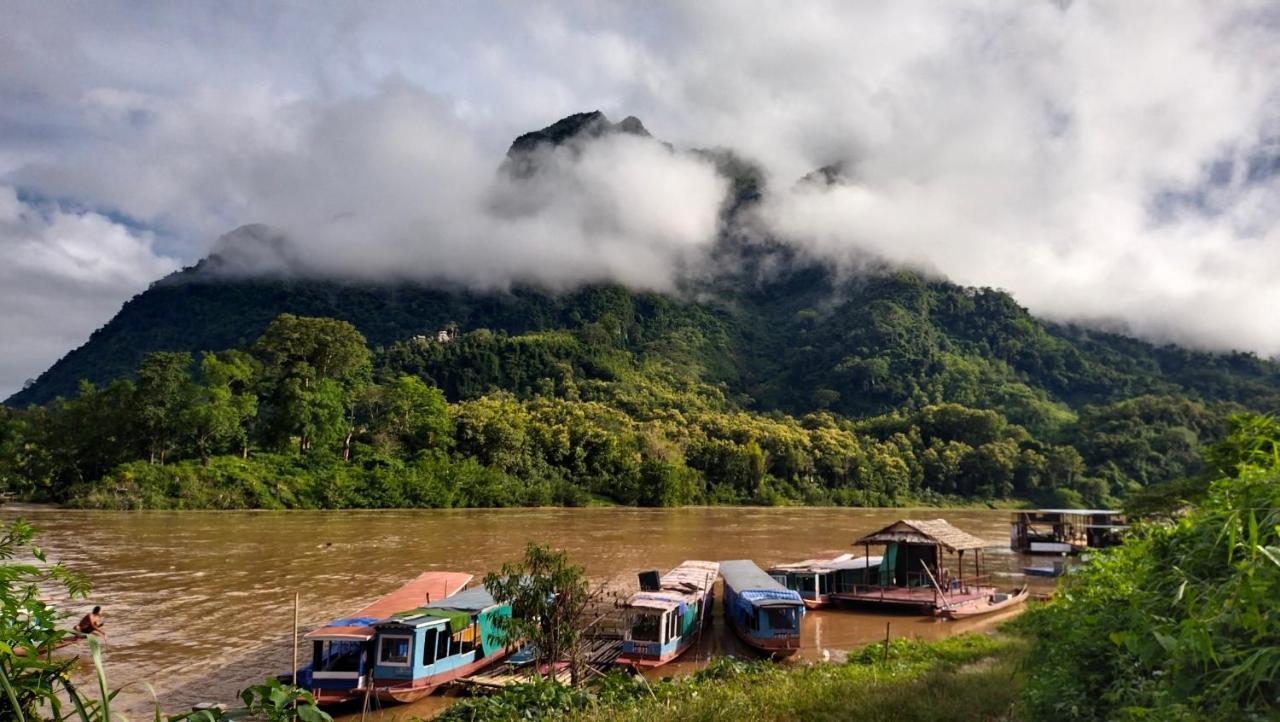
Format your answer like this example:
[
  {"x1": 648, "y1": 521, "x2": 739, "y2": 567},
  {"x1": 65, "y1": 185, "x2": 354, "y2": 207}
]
[{"x1": 2, "y1": 1, "x2": 1279, "y2": 398}]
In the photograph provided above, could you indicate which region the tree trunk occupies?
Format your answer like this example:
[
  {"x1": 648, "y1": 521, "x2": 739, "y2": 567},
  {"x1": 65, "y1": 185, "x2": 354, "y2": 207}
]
[{"x1": 343, "y1": 430, "x2": 353, "y2": 462}]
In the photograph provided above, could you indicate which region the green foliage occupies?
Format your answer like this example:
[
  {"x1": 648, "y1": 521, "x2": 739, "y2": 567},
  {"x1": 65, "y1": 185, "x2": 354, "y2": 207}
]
[
  {"x1": 0, "y1": 518, "x2": 90, "y2": 720},
  {"x1": 483, "y1": 544, "x2": 591, "y2": 682},
  {"x1": 1015, "y1": 419, "x2": 1280, "y2": 720},
  {"x1": 0, "y1": 298, "x2": 1263, "y2": 509},
  {"x1": 432, "y1": 633, "x2": 1024, "y2": 722}
]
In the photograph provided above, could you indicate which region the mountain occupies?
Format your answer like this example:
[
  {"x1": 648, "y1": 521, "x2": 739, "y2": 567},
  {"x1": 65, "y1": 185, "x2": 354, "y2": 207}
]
[{"x1": 8, "y1": 111, "x2": 1280, "y2": 424}]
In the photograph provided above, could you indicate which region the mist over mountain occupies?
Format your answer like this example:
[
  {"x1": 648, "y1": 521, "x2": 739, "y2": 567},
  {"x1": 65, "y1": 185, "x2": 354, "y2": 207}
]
[{"x1": 7, "y1": 110, "x2": 1280, "y2": 421}]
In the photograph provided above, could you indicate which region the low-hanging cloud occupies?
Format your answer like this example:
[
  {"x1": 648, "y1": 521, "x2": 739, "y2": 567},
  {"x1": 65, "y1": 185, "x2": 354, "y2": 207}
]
[
  {"x1": 2, "y1": 0, "x2": 1280, "y2": 398},
  {"x1": 207, "y1": 87, "x2": 728, "y2": 290}
]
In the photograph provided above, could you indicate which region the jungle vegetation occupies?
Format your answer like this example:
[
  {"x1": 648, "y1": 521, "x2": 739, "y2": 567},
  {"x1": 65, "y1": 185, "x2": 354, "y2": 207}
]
[{"x1": 0, "y1": 298, "x2": 1265, "y2": 509}]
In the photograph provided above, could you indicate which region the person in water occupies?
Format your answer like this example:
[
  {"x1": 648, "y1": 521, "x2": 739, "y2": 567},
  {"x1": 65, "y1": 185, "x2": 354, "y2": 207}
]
[{"x1": 76, "y1": 606, "x2": 105, "y2": 637}]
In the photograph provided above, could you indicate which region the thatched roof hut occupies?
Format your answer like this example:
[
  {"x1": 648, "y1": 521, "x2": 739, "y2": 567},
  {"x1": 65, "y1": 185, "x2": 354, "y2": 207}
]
[{"x1": 854, "y1": 519, "x2": 987, "y2": 553}]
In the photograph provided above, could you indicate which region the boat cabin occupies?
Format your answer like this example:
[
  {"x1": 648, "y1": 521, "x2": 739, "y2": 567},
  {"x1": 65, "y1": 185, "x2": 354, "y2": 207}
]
[
  {"x1": 618, "y1": 560, "x2": 718, "y2": 668},
  {"x1": 369, "y1": 586, "x2": 510, "y2": 700},
  {"x1": 721, "y1": 559, "x2": 804, "y2": 657},
  {"x1": 1010, "y1": 509, "x2": 1126, "y2": 554},
  {"x1": 768, "y1": 553, "x2": 882, "y2": 607},
  {"x1": 297, "y1": 571, "x2": 473, "y2": 705},
  {"x1": 832, "y1": 519, "x2": 995, "y2": 613}
]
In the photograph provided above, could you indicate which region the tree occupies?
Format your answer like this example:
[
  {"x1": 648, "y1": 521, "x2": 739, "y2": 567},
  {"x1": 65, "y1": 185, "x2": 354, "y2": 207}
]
[
  {"x1": 136, "y1": 352, "x2": 194, "y2": 464},
  {"x1": 185, "y1": 351, "x2": 259, "y2": 463},
  {"x1": 253, "y1": 315, "x2": 371, "y2": 456},
  {"x1": 483, "y1": 544, "x2": 595, "y2": 685},
  {"x1": 361, "y1": 376, "x2": 451, "y2": 454}
]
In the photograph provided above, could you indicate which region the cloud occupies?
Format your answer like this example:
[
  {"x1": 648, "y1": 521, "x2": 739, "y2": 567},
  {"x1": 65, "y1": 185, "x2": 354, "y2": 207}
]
[
  {"x1": 0, "y1": 186, "x2": 178, "y2": 397},
  {"x1": 2, "y1": 0, "x2": 1280, "y2": 396}
]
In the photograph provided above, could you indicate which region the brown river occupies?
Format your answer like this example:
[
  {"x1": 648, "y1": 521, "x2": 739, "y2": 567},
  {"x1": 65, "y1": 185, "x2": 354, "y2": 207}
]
[{"x1": 1, "y1": 505, "x2": 1055, "y2": 720}]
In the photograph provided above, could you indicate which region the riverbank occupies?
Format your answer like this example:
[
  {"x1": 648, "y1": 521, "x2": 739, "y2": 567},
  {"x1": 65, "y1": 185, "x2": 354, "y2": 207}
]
[
  {"x1": 434, "y1": 633, "x2": 1027, "y2": 722},
  {"x1": 46, "y1": 455, "x2": 1036, "y2": 511}
]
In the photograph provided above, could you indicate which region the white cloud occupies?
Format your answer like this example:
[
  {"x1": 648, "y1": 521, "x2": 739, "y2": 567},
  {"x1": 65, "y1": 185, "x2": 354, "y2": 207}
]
[
  {"x1": 0, "y1": 186, "x2": 178, "y2": 397},
  {"x1": 2, "y1": 0, "x2": 1280, "y2": 397}
]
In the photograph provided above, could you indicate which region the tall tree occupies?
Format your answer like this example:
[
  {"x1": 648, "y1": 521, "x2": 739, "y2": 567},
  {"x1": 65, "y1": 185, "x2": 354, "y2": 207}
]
[
  {"x1": 136, "y1": 352, "x2": 194, "y2": 464},
  {"x1": 253, "y1": 315, "x2": 371, "y2": 455},
  {"x1": 185, "y1": 351, "x2": 259, "y2": 463}
]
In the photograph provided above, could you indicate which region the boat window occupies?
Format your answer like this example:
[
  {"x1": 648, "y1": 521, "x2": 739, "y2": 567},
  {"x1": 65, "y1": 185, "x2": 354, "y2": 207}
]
[
  {"x1": 436, "y1": 625, "x2": 451, "y2": 660},
  {"x1": 317, "y1": 640, "x2": 363, "y2": 672},
  {"x1": 421, "y1": 628, "x2": 438, "y2": 666},
  {"x1": 797, "y1": 575, "x2": 816, "y2": 593},
  {"x1": 667, "y1": 611, "x2": 678, "y2": 642},
  {"x1": 457, "y1": 620, "x2": 478, "y2": 655},
  {"x1": 379, "y1": 636, "x2": 411, "y2": 666},
  {"x1": 818, "y1": 574, "x2": 829, "y2": 595},
  {"x1": 766, "y1": 607, "x2": 798, "y2": 631},
  {"x1": 630, "y1": 613, "x2": 660, "y2": 642}
]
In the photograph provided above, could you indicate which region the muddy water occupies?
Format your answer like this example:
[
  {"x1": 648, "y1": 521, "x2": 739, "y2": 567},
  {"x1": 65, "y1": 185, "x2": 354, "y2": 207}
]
[{"x1": 1, "y1": 505, "x2": 1054, "y2": 720}]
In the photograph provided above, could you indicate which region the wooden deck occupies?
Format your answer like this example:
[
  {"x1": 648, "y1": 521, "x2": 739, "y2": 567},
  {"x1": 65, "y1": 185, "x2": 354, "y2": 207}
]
[
  {"x1": 830, "y1": 585, "x2": 994, "y2": 611},
  {"x1": 455, "y1": 638, "x2": 625, "y2": 690}
]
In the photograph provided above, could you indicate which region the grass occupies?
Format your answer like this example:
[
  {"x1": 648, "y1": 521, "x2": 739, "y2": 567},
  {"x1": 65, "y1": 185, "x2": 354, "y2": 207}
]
[
  {"x1": 430, "y1": 633, "x2": 1027, "y2": 722},
  {"x1": 571, "y1": 634, "x2": 1028, "y2": 722}
]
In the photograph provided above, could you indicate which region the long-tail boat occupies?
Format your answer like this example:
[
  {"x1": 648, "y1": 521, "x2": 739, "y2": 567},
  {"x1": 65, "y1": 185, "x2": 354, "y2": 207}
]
[
  {"x1": 369, "y1": 585, "x2": 512, "y2": 703},
  {"x1": 295, "y1": 571, "x2": 479, "y2": 705},
  {"x1": 615, "y1": 560, "x2": 718, "y2": 669},
  {"x1": 720, "y1": 559, "x2": 805, "y2": 658},
  {"x1": 767, "y1": 552, "x2": 882, "y2": 609}
]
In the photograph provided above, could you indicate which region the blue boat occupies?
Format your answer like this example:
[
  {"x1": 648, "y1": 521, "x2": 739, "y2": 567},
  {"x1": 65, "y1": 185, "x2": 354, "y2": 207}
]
[
  {"x1": 368, "y1": 585, "x2": 512, "y2": 704},
  {"x1": 720, "y1": 559, "x2": 805, "y2": 658}
]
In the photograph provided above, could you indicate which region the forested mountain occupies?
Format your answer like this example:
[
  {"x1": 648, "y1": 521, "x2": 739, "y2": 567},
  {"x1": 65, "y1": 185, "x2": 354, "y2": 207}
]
[{"x1": 3, "y1": 111, "x2": 1278, "y2": 509}]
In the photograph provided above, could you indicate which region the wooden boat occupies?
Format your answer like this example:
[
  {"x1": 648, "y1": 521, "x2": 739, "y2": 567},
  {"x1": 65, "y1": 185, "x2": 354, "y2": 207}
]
[
  {"x1": 721, "y1": 559, "x2": 804, "y2": 658},
  {"x1": 615, "y1": 560, "x2": 718, "y2": 669},
  {"x1": 767, "y1": 552, "x2": 881, "y2": 609},
  {"x1": 1023, "y1": 562, "x2": 1067, "y2": 577},
  {"x1": 370, "y1": 585, "x2": 512, "y2": 703},
  {"x1": 940, "y1": 586, "x2": 1030, "y2": 619},
  {"x1": 294, "y1": 571, "x2": 473, "y2": 705}
]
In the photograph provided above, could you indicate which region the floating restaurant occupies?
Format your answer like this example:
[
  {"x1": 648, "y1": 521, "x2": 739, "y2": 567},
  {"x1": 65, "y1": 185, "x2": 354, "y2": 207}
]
[
  {"x1": 1009, "y1": 509, "x2": 1127, "y2": 554},
  {"x1": 832, "y1": 518, "x2": 1019, "y2": 616}
]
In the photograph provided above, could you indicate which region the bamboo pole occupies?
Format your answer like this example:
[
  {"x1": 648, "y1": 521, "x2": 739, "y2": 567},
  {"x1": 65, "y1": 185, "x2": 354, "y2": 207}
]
[
  {"x1": 292, "y1": 592, "x2": 299, "y2": 687},
  {"x1": 882, "y1": 621, "x2": 890, "y2": 663}
]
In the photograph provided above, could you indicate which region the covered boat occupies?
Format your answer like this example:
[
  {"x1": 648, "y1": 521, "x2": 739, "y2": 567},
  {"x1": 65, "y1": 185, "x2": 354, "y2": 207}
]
[
  {"x1": 768, "y1": 552, "x2": 882, "y2": 608},
  {"x1": 370, "y1": 585, "x2": 512, "y2": 703},
  {"x1": 615, "y1": 560, "x2": 718, "y2": 669},
  {"x1": 721, "y1": 559, "x2": 804, "y2": 657},
  {"x1": 297, "y1": 571, "x2": 472, "y2": 705}
]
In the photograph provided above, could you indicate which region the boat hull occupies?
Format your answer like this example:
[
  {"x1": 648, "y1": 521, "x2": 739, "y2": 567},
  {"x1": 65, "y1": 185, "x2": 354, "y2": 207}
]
[
  {"x1": 373, "y1": 649, "x2": 507, "y2": 705},
  {"x1": 615, "y1": 636, "x2": 697, "y2": 669},
  {"x1": 727, "y1": 619, "x2": 800, "y2": 659},
  {"x1": 940, "y1": 588, "x2": 1030, "y2": 620}
]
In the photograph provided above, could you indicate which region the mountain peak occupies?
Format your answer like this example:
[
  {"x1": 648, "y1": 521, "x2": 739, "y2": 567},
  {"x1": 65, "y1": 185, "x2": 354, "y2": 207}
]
[{"x1": 503, "y1": 111, "x2": 654, "y2": 178}]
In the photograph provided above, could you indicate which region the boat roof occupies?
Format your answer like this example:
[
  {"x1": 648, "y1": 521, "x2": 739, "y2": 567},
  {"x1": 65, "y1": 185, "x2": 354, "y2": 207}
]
[
  {"x1": 769, "y1": 553, "x2": 881, "y2": 574},
  {"x1": 720, "y1": 560, "x2": 803, "y2": 608},
  {"x1": 304, "y1": 571, "x2": 473, "y2": 641},
  {"x1": 854, "y1": 519, "x2": 987, "y2": 552},
  {"x1": 625, "y1": 560, "x2": 719, "y2": 612},
  {"x1": 376, "y1": 585, "x2": 499, "y2": 630}
]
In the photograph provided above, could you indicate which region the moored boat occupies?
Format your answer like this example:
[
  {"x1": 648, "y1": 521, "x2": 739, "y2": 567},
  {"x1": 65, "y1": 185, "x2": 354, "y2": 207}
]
[
  {"x1": 720, "y1": 559, "x2": 804, "y2": 658},
  {"x1": 767, "y1": 552, "x2": 882, "y2": 608},
  {"x1": 294, "y1": 571, "x2": 473, "y2": 705},
  {"x1": 940, "y1": 586, "x2": 1030, "y2": 619},
  {"x1": 370, "y1": 585, "x2": 512, "y2": 703},
  {"x1": 615, "y1": 560, "x2": 718, "y2": 669}
]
